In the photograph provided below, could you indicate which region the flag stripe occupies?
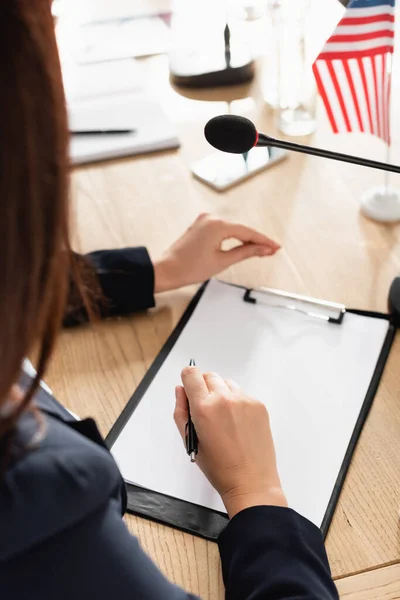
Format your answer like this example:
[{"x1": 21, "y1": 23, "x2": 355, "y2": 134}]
[
  {"x1": 330, "y1": 30, "x2": 394, "y2": 43},
  {"x1": 357, "y1": 56, "x2": 374, "y2": 132},
  {"x1": 364, "y1": 56, "x2": 379, "y2": 133},
  {"x1": 349, "y1": 58, "x2": 371, "y2": 132},
  {"x1": 322, "y1": 36, "x2": 395, "y2": 52},
  {"x1": 312, "y1": 62, "x2": 339, "y2": 132},
  {"x1": 334, "y1": 60, "x2": 361, "y2": 131},
  {"x1": 343, "y1": 60, "x2": 364, "y2": 130},
  {"x1": 347, "y1": 6, "x2": 395, "y2": 18},
  {"x1": 336, "y1": 21, "x2": 395, "y2": 34},
  {"x1": 318, "y1": 46, "x2": 394, "y2": 59},
  {"x1": 327, "y1": 61, "x2": 352, "y2": 131},
  {"x1": 341, "y1": 14, "x2": 395, "y2": 25}
]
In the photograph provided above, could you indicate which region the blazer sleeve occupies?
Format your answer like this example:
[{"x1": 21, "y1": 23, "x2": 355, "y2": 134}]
[
  {"x1": 2, "y1": 497, "x2": 199, "y2": 600},
  {"x1": 63, "y1": 247, "x2": 155, "y2": 327},
  {"x1": 218, "y1": 505, "x2": 339, "y2": 600}
]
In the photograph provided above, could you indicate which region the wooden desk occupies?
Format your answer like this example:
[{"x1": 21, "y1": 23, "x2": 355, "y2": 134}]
[{"x1": 50, "y1": 21, "x2": 400, "y2": 600}]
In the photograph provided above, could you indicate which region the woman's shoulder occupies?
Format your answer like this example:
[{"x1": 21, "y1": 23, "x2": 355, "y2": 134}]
[{"x1": 0, "y1": 410, "x2": 123, "y2": 562}]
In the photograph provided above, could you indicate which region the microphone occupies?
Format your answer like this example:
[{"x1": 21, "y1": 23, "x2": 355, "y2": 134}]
[{"x1": 204, "y1": 114, "x2": 400, "y2": 175}]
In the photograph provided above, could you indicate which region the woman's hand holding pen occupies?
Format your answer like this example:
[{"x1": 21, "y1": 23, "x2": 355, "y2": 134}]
[
  {"x1": 153, "y1": 213, "x2": 281, "y2": 293},
  {"x1": 174, "y1": 368, "x2": 287, "y2": 518}
]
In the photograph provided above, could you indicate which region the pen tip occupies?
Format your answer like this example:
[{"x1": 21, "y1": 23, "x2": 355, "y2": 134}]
[{"x1": 189, "y1": 358, "x2": 196, "y2": 366}]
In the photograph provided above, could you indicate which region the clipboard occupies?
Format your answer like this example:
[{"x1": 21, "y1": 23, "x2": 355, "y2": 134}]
[{"x1": 106, "y1": 280, "x2": 396, "y2": 541}]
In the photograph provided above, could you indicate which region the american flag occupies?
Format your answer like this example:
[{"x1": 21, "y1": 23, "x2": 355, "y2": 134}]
[{"x1": 313, "y1": 0, "x2": 396, "y2": 144}]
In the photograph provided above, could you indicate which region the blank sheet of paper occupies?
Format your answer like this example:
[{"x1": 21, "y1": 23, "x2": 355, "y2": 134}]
[
  {"x1": 63, "y1": 60, "x2": 142, "y2": 102},
  {"x1": 111, "y1": 280, "x2": 389, "y2": 527},
  {"x1": 76, "y1": 17, "x2": 171, "y2": 63}
]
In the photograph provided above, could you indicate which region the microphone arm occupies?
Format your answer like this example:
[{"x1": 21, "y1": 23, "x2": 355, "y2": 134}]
[{"x1": 257, "y1": 133, "x2": 400, "y2": 175}]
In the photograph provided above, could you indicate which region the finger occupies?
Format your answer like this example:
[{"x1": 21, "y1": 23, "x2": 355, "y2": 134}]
[
  {"x1": 224, "y1": 223, "x2": 281, "y2": 250},
  {"x1": 221, "y1": 242, "x2": 277, "y2": 267},
  {"x1": 225, "y1": 378, "x2": 241, "y2": 393},
  {"x1": 181, "y1": 366, "x2": 209, "y2": 406},
  {"x1": 173, "y1": 385, "x2": 188, "y2": 441},
  {"x1": 203, "y1": 372, "x2": 231, "y2": 395}
]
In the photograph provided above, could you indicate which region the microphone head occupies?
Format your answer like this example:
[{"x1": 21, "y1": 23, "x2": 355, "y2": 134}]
[{"x1": 204, "y1": 114, "x2": 258, "y2": 154}]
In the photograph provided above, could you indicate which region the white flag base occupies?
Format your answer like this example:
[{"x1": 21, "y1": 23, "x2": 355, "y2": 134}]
[{"x1": 361, "y1": 186, "x2": 400, "y2": 223}]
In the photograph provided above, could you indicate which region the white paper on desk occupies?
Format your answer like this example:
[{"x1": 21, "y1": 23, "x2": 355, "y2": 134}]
[
  {"x1": 56, "y1": 0, "x2": 172, "y2": 23},
  {"x1": 77, "y1": 16, "x2": 171, "y2": 63},
  {"x1": 111, "y1": 280, "x2": 390, "y2": 527},
  {"x1": 68, "y1": 93, "x2": 179, "y2": 164},
  {"x1": 63, "y1": 60, "x2": 142, "y2": 102}
]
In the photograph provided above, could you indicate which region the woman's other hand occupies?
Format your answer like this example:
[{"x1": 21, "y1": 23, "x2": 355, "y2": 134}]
[{"x1": 154, "y1": 214, "x2": 280, "y2": 293}]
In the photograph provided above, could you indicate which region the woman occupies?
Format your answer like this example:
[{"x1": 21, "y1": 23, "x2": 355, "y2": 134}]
[{"x1": 0, "y1": 3, "x2": 339, "y2": 599}]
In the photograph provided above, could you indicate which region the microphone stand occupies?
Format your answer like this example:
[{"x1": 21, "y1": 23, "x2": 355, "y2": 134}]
[
  {"x1": 224, "y1": 23, "x2": 231, "y2": 69},
  {"x1": 257, "y1": 133, "x2": 400, "y2": 175},
  {"x1": 360, "y1": 53, "x2": 400, "y2": 222}
]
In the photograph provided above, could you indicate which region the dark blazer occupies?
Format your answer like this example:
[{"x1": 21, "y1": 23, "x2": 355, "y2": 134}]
[{"x1": 0, "y1": 247, "x2": 339, "y2": 600}]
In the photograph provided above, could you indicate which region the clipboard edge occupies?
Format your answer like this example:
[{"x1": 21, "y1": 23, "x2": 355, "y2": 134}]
[
  {"x1": 320, "y1": 318, "x2": 396, "y2": 538},
  {"x1": 124, "y1": 484, "x2": 229, "y2": 541}
]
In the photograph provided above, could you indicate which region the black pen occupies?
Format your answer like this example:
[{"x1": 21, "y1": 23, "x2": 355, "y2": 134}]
[
  {"x1": 70, "y1": 129, "x2": 135, "y2": 135},
  {"x1": 185, "y1": 358, "x2": 199, "y2": 463}
]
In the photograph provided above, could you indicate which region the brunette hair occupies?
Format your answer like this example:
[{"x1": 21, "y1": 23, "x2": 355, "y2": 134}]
[{"x1": 0, "y1": 1, "x2": 78, "y2": 441}]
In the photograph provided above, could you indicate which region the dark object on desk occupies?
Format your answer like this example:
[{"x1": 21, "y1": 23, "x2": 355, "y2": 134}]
[
  {"x1": 389, "y1": 276, "x2": 400, "y2": 328},
  {"x1": 169, "y1": 24, "x2": 255, "y2": 88},
  {"x1": 71, "y1": 129, "x2": 135, "y2": 135},
  {"x1": 170, "y1": 52, "x2": 255, "y2": 88},
  {"x1": 204, "y1": 114, "x2": 400, "y2": 174},
  {"x1": 185, "y1": 358, "x2": 199, "y2": 462}
]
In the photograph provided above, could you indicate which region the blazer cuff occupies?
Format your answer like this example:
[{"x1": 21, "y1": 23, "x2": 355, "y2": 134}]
[
  {"x1": 63, "y1": 247, "x2": 155, "y2": 327},
  {"x1": 218, "y1": 506, "x2": 325, "y2": 556},
  {"x1": 218, "y1": 505, "x2": 335, "y2": 594},
  {"x1": 86, "y1": 246, "x2": 156, "y2": 316}
]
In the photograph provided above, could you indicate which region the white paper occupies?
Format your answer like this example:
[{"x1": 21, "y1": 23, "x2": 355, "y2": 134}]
[
  {"x1": 54, "y1": 0, "x2": 172, "y2": 24},
  {"x1": 68, "y1": 93, "x2": 179, "y2": 164},
  {"x1": 63, "y1": 60, "x2": 142, "y2": 102},
  {"x1": 76, "y1": 17, "x2": 171, "y2": 63},
  {"x1": 111, "y1": 280, "x2": 389, "y2": 526}
]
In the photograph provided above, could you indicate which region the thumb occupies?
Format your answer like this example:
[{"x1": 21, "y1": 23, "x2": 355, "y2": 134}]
[
  {"x1": 222, "y1": 243, "x2": 277, "y2": 267},
  {"x1": 174, "y1": 385, "x2": 189, "y2": 442}
]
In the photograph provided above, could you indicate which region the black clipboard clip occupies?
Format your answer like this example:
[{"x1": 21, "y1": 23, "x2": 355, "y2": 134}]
[{"x1": 243, "y1": 287, "x2": 346, "y2": 324}]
